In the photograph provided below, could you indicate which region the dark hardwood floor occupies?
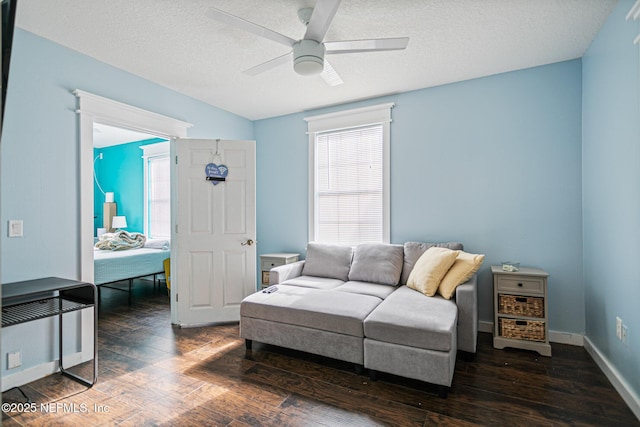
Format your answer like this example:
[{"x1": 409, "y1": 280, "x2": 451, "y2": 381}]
[{"x1": 2, "y1": 279, "x2": 638, "y2": 426}]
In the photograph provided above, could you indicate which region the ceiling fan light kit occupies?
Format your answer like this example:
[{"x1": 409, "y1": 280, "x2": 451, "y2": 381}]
[
  {"x1": 293, "y1": 40, "x2": 325, "y2": 76},
  {"x1": 208, "y1": 0, "x2": 409, "y2": 85}
]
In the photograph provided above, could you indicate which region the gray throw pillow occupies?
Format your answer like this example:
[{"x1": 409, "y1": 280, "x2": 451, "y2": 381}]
[
  {"x1": 348, "y1": 243, "x2": 404, "y2": 286},
  {"x1": 302, "y1": 243, "x2": 353, "y2": 281},
  {"x1": 400, "y1": 241, "x2": 464, "y2": 285}
]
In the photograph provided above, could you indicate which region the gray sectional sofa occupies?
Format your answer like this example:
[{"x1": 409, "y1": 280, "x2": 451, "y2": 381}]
[{"x1": 240, "y1": 242, "x2": 478, "y2": 397}]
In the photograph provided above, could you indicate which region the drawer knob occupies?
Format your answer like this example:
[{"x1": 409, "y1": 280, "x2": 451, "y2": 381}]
[{"x1": 518, "y1": 283, "x2": 523, "y2": 287}]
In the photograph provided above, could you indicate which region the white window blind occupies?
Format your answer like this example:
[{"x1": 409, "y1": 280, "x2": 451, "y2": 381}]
[
  {"x1": 141, "y1": 141, "x2": 170, "y2": 239},
  {"x1": 306, "y1": 103, "x2": 393, "y2": 246},
  {"x1": 315, "y1": 125, "x2": 384, "y2": 245},
  {"x1": 148, "y1": 155, "x2": 170, "y2": 239}
]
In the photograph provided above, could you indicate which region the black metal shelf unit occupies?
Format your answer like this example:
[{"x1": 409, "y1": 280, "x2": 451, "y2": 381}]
[{"x1": 2, "y1": 277, "x2": 98, "y2": 388}]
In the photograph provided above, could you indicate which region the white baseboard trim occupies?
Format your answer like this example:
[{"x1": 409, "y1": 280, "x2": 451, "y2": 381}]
[
  {"x1": 584, "y1": 337, "x2": 640, "y2": 421},
  {"x1": 478, "y1": 321, "x2": 584, "y2": 346},
  {"x1": 549, "y1": 330, "x2": 584, "y2": 346},
  {"x1": 1, "y1": 351, "x2": 87, "y2": 392},
  {"x1": 479, "y1": 320, "x2": 493, "y2": 333}
]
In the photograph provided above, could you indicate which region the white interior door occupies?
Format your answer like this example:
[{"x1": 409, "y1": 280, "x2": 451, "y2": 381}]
[{"x1": 171, "y1": 138, "x2": 256, "y2": 326}]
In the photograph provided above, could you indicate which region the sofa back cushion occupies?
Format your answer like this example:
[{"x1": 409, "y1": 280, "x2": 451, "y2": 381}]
[
  {"x1": 302, "y1": 243, "x2": 353, "y2": 281},
  {"x1": 401, "y1": 241, "x2": 464, "y2": 285},
  {"x1": 348, "y1": 243, "x2": 404, "y2": 286}
]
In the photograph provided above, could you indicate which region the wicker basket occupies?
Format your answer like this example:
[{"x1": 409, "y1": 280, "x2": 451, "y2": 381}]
[
  {"x1": 499, "y1": 294, "x2": 544, "y2": 318},
  {"x1": 499, "y1": 318, "x2": 546, "y2": 342}
]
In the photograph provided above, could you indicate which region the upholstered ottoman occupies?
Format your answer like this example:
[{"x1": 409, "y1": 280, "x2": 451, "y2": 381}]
[
  {"x1": 241, "y1": 284, "x2": 383, "y2": 367},
  {"x1": 363, "y1": 285, "x2": 458, "y2": 396}
]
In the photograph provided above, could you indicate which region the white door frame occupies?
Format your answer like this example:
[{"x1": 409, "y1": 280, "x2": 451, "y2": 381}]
[{"x1": 74, "y1": 90, "x2": 192, "y2": 287}]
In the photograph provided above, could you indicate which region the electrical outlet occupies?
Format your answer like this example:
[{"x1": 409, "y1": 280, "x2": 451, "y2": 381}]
[
  {"x1": 7, "y1": 350, "x2": 21, "y2": 369},
  {"x1": 616, "y1": 316, "x2": 623, "y2": 340},
  {"x1": 622, "y1": 324, "x2": 629, "y2": 346}
]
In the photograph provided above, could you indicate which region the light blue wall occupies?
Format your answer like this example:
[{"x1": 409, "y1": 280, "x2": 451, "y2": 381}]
[
  {"x1": 0, "y1": 29, "x2": 253, "y2": 381},
  {"x1": 94, "y1": 138, "x2": 166, "y2": 235},
  {"x1": 1, "y1": 28, "x2": 254, "y2": 284},
  {"x1": 582, "y1": 0, "x2": 640, "y2": 400},
  {"x1": 255, "y1": 60, "x2": 584, "y2": 333},
  {"x1": 394, "y1": 64, "x2": 584, "y2": 332}
]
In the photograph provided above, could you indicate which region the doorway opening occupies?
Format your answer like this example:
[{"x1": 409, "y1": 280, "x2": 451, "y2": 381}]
[
  {"x1": 92, "y1": 122, "x2": 170, "y2": 304},
  {"x1": 75, "y1": 89, "x2": 192, "y2": 323}
]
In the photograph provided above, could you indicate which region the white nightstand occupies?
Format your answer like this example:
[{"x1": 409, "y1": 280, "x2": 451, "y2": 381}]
[
  {"x1": 260, "y1": 253, "x2": 300, "y2": 289},
  {"x1": 492, "y1": 265, "x2": 552, "y2": 357}
]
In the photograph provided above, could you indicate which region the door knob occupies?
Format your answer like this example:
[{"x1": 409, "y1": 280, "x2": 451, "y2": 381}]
[{"x1": 242, "y1": 239, "x2": 254, "y2": 246}]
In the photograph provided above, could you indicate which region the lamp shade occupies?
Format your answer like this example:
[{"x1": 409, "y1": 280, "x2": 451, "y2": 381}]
[{"x1": 111, "y1": 216, "x2": 127, "y2": 229}]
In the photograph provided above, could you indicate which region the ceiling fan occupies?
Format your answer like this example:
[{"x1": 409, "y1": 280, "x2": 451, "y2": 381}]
[{"x1": 207, "y1": 0, "x2": 409, "y2": 86}]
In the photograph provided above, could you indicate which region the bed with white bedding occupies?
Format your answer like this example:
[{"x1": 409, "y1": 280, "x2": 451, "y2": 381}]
[{"x1": 94, "y1": 237, "x2": 170, "y2": 301}]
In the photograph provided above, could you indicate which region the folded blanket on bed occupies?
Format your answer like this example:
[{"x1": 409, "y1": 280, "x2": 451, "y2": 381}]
[
  {"x1": 143, "y1": 239, "x2": 170, "y2": 250},
  {"x1": 95, "y1": 230, "x2": 147, "y2": 251}
]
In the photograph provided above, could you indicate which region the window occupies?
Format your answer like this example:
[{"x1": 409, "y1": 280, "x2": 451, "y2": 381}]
[
  {"x1": 305, "y1": 103, "x2": 393, "y2": 245},
  {"x1": 141, "y1": 142, "x2": 170, "y2": 239}
]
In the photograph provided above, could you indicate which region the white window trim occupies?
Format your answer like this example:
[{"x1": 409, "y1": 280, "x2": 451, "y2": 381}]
[
  {"x1": 141, "y1": 141, "x2": 170, "y2": 237},
  {"x1": 305, "y1": 102, "x2": 394, "y2": 244}
]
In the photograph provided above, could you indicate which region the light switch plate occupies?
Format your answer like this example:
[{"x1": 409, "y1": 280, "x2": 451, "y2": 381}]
[{"x1": 8, "y1": 220, "x2": 23, "y2": 237}]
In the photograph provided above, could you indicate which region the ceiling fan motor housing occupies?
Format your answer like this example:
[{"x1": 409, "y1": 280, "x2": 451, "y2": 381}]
[{"x1": 293, "y1": 39, "x2": 325, "y2": 75}]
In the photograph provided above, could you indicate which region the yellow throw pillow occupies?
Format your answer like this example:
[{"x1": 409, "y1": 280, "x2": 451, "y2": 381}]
[
  {"x1": 406, "y1": 247, "x2": 459, "y2": 296},
  {"x1": 438, "y1": 251, "x2": 485, "y2": 299}
]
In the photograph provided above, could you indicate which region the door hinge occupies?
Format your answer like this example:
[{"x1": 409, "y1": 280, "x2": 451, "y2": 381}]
[
  {"x1": 175, "y1": 293, "x2": 178, "y2": 302},
  {"x1": 175, "y1": 155, "x2": 178, "y2": 164},
  {"x1": 175, "y1": 224, "x2": 178, "y2": 234}
]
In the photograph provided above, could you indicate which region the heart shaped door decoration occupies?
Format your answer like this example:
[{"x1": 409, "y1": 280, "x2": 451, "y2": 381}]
[{"x1": 205, "y1": 163, "x2": 228, "y2": 185}]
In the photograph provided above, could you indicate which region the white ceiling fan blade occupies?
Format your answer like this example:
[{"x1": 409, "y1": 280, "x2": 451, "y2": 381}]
[
  {"x1": 320, "y1": 59, "x2": 344, "y2": 86},
  {"x1": 325, "y1": 37, "x2": 409, "y2": 54},
  {"x1": 207, "y1": 7, "x2": 296, "y2": 48},
  {"x1": 304, "y1": 0, "x2": 342, "y2": 42},
  {"x1": 243, "y1": 52, "x2": 292, "y2": 76}
]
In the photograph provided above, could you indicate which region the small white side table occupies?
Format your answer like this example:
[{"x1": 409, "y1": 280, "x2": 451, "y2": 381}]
[
  {"x1": 260, "y1": 253, "x2": 300, "y2": 289},
  {"x1": 492, "y1": 265, "x2": 552, "y2": 357}
]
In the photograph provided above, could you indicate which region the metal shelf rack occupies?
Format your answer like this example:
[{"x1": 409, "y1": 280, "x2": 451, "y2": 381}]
[{"x1": 2, "y1": 277, "x2": 98, "y2": 388}]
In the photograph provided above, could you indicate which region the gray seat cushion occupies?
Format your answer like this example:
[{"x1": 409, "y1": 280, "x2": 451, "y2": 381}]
[
  {"x1": 333, "y1": 281, "x2": 397, "y2": 300},
  {"x1": 302, "y1": 243, "x2": 353, "y2": 281},
  {"x1": 241, "y1": 285, "x2": 382, "y2": 337},
  {"x1": 400, "y1": 241, "x2": 464, "y2": 285},
  {"x1": 348, "y1": 243, "x2": 404, "y2": 285},
  {"x1": 280, "y1": 275, "x2": 344, "y2": 290},
  {"x1": 364, "y1": 286, "x2": 458, "y2": 352}
]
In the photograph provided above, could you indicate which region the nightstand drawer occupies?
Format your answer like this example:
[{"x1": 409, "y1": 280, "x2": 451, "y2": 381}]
[
  {"x1": 498, "y1": 294, "x2": 544, "y2": 318},
  {"x1": 496, "y1": 276, "x2": 544, "y2": 293},
  {"x1": 261, "y1": 259, "x2": 284, "y2": 270},
  {"x1": 499, "y1": 317, "x2": 546, "y2": 342}
]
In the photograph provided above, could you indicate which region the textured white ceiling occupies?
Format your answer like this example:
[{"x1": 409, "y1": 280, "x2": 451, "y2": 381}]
[
  {"x1": 16, "y1": 0, "x2": 616, "y2": 120},
  {"x1": 93, "y1": 123, "x2": 160, "y2": 148}
]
